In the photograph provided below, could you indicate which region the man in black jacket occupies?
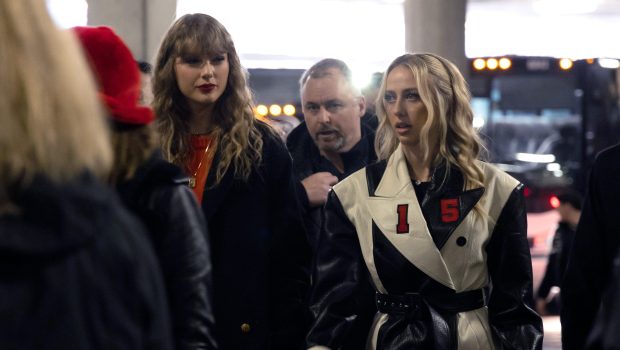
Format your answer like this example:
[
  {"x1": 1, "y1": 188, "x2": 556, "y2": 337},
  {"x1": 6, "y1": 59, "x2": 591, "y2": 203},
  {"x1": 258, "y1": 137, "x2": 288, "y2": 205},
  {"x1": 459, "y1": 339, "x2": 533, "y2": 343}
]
[
  {"x1": 287, "y1": 59, "x2": 376, "y2": 350},
  {"x1": 287, "y1": 58, "x2": 377, "y2": 251},
  {"x1": 536, "y1": 190, "x2": 581, "y2": 315},
  {"x1": 561, "y1": 144, "x2": 620, "y2": 349}
]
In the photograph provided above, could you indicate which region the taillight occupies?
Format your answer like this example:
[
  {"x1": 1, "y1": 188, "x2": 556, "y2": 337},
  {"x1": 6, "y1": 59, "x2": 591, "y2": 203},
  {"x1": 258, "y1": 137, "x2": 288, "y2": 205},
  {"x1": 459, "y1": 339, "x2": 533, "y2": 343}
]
[{"x1": 549, "y1": 195, "x2": 560, "y2": 209}]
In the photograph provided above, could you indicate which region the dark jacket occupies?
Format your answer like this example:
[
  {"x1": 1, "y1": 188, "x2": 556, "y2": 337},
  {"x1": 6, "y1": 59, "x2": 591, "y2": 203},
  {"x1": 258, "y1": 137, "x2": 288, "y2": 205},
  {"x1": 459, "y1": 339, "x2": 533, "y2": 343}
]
[
  {"x1": 588, "y1": 249, "x2": 620, "y2": 349},
  {"x1": 0, "y1": 173, "x2": 172, "y2": 350},
  {"x1": 287, "y1": 121, "x2": 377, "y2": 350},
  {"x1": 201, "y1": 122, "x2": 311, "y2": 350},
  {"x1": 286, "y1": 120, "x2": 377, "y2": 250},
  {"x1": 307, "y1": 149, "x2": 543, "y2": 350},
  {"x1": 562, "y1": 144, "x2": 620, "y2": 349},
  {"x1": 117, "y1": 152, "x2": 217, "y2": 350}
]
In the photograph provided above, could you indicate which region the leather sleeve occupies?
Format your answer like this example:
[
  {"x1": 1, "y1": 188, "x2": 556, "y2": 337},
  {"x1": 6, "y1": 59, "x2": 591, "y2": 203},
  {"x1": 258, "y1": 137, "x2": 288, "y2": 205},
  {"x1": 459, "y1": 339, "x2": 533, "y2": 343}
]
[
  {"x1": 485, "y1": 185, "x2": 543, "y2": 350},
  {"x1": 148, "y1": 184, "x2": 217, "y2": 350},
  {"x1": 306, "y1": 190, "x2": 370, "y2": 349}
]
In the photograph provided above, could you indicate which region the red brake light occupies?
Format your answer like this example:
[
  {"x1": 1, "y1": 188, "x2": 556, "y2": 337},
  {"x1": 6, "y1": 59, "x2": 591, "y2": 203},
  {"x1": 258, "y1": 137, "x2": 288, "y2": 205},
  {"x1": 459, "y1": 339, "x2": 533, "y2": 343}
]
[
  {"x1": 523, "y1": 187, "x2": 532, "y2": 197},
  {"x1": 549, "y1": 195, "x2": 560, "y2": 209}
]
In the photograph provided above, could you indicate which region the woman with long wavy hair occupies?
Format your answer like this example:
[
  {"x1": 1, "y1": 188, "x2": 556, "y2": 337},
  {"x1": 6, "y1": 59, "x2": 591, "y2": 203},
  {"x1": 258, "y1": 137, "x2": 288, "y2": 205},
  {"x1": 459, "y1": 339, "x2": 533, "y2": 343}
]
[
  {"x1": 306, "y1": 53, "x2": 543, "y2": 349},
  {"x1": 152, "y1": 13, "x2": 310, "y2": 350},
  {"x1": 0, "y1": 0, "x2": 171, "y2": 348}
]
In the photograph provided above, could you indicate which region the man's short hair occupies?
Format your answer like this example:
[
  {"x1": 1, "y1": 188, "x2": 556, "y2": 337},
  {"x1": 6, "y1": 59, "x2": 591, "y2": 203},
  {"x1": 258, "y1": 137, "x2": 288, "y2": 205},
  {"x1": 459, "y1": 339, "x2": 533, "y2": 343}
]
[
  {"x1": 299, "y1": 58, "x2": 359, "y2": 95},
  {"x1": 557, "y1": 190, "x2": 583, "y2": 211}
]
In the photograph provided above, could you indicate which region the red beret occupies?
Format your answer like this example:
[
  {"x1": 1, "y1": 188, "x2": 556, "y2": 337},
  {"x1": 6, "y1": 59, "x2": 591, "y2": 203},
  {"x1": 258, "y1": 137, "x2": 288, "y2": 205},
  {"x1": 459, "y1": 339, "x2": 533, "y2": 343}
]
[{"x1": 72, "y1": 26, "x2": 153, "y2": 125}]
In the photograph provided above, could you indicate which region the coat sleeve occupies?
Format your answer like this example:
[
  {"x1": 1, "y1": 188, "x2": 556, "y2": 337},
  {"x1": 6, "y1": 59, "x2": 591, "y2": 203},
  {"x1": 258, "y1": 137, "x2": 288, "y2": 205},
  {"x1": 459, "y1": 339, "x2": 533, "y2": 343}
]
[
  {"x1": 485, "y1": 185, "x2": 543, "y2": 350},
  {"x1": 306, "y1": 190, "x2": 371, "y2": 349},
  {"x1": 560, "y1": 153, "x2": 614, "y2": 350},
  {"x1": 150, "y1": 184, "x2": 218, "y2": 350},
  {"x1": 264, "y1": 134, "x2": 312, "y2": 350}
]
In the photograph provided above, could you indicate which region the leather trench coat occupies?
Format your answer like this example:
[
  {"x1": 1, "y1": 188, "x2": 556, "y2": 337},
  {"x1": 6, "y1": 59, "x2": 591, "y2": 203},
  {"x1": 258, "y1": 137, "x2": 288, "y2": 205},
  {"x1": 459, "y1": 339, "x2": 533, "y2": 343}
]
[{"x1": 307, "y1": 146, "x2": 543, "y2": 350}]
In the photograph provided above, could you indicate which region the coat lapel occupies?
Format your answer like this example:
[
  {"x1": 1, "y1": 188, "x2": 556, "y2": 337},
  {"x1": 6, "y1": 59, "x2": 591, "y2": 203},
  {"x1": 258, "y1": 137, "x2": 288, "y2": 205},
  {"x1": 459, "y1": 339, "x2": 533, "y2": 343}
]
[{"x1": 420, "y1": 164, "x2": 485, "y2": 250}]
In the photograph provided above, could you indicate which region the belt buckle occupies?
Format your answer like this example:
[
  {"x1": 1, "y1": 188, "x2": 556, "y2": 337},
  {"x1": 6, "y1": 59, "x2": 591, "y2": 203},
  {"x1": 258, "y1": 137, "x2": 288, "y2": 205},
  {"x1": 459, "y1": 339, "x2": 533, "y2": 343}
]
[{"x1": 376, "y1": 292, "x2": 423, "y2": 314}]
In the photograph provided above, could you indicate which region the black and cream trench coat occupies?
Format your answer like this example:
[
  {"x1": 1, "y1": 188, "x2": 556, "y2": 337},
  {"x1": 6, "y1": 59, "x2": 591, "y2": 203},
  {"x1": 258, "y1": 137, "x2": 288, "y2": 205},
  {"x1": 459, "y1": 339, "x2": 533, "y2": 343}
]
[{"x1": 307, "y1": 145, "x2": 543, "y2": 350}]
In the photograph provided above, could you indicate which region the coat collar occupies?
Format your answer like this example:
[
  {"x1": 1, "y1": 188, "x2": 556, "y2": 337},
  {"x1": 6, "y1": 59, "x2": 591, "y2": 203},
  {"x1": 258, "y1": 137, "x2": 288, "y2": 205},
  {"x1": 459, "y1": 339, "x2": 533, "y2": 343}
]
[
  {"x1": 287, "y1": 121, "x2": 376, "y2": 180},
  {"x1": 367, "y1": 145, "x2": 484, "y2": 288},
  {"x1": 374, "y1": 145, "x2": 483, "y2": 204},
  {"x1": 374, "y1": 145, "x2": 413, "y2": 198}
]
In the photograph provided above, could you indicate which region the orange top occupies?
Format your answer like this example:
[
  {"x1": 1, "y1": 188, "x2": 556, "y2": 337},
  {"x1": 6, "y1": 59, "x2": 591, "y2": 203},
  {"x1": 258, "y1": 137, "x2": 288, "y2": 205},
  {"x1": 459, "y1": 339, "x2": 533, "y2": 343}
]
[{"x1": 186, "y1": 134, "x2": 217, "y2": 203}]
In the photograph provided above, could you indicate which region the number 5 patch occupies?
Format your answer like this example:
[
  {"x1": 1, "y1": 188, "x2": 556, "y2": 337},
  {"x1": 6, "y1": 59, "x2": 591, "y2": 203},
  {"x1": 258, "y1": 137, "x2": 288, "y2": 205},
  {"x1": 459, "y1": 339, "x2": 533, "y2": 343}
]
[{"x1": 440, "y1": 198, "x2": 459, "y2": 223}]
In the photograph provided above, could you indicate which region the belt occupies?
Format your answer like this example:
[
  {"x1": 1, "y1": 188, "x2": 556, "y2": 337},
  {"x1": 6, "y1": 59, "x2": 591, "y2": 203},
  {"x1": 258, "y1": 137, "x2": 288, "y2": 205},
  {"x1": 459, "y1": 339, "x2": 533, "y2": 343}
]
[
  {"x1": 375, "y1": 288, "x2": 486, "y2": 315},
  {"x1": 375, "y1": 289, "x2": 486, "y2": 349}
]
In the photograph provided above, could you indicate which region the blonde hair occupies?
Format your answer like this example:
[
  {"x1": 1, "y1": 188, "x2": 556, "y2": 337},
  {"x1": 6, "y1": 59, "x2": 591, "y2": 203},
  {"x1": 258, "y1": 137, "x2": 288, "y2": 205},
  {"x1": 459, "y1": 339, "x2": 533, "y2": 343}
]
[
  {"x1": 0, "y1": 0, "x2": 112, "y2": 213},
  {"x1": 153, "y1": 13, "x2": 267, "y2": 184},
  {"x1": 375, "y1": 53, "x2": 486, "y2": 191}
]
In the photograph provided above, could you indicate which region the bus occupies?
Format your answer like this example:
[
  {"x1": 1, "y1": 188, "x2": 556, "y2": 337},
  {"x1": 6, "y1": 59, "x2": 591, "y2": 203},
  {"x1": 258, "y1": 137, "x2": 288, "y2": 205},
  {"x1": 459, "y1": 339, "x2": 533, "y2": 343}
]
[{"x1": 468, "y1": 56, "x2": 620, "y2": 261}]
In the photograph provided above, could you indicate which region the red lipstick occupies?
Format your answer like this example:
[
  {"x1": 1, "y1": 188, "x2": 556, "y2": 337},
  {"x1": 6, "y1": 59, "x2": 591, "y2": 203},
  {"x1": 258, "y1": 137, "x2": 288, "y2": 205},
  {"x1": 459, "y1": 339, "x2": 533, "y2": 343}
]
[{"x1": 198, "y1": 83, "x2": 216, "y2": 93}]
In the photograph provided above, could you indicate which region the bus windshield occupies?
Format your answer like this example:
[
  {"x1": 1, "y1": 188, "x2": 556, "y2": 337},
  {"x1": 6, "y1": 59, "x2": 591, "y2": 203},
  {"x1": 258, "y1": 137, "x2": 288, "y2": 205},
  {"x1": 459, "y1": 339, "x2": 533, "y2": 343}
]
[{"x1": 473, "y1": 73, "x2": 582, "y2": 188}]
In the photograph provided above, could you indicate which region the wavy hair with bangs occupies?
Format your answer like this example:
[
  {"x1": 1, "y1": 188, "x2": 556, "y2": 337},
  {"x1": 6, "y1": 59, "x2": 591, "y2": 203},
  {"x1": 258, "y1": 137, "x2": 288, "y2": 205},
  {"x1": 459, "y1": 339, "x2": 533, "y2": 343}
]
[
  {"x1": 375, "y1": 53, "x2": 486, "y2": 191},
  {"x1": 153, "y1": 13, "x2": 264, "y2": 184},
  {"x1": 0, "y1": 0, "x2": 111, "y2": 213}
]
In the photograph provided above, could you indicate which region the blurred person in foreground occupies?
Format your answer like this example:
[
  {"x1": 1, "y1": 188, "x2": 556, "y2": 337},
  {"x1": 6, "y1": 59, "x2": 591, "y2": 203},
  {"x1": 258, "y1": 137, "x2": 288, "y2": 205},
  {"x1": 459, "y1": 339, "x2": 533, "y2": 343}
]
[
  {"x1": 306, "y1": 53, "x2": 542, "y2": 349},
  {"x1": 152, "y1": 13, "x2": 310, "y2": 349},
  {"x1": 562, "y1": 143, "x2": 620, "y2": 349},
  {"x1": 73, "y1": 26, "x2": 217, "y2": 350},
  {"x1": 588, "y1": 213, "x2": 620, "y2": 349},
  {"x1": 0, "y1": 1, "x2": 171, "y2": 349},
  {"x1": 535, "y1": 190, "x2": 582, "y2": 316}
]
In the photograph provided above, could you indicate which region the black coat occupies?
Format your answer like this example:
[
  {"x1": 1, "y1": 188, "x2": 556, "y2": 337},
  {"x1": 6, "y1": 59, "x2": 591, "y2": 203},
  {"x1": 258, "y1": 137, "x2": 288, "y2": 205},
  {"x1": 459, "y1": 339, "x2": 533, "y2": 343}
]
[
  {"x1": 307, "y1": 149, "x2": 542, "y2": 350},
  {"x1": 588, "y1": 249, "x2": 620, "y2": 349},
  {"x1": 0, "y1": 173, "x2": 172, "y2": 350},
  {"x1": 201, "y1": 122, "x2": 311, "y2": 350},
  {"x1": 562, "y1": 144, "x2": 620, "y2": 349},
  {"x1": 117, "y1": 153, "x2": 217, "y2": 350}
]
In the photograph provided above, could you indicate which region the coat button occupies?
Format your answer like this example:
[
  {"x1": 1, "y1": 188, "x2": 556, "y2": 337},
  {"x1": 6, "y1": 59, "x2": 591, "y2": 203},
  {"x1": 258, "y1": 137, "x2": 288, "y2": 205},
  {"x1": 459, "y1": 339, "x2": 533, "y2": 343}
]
[
  {"x1": 241, "y1": 323, "x2": 251, "y2": 333},
  {"x1": 456, "y1": 236, "x2": 467, "y2": 246}
]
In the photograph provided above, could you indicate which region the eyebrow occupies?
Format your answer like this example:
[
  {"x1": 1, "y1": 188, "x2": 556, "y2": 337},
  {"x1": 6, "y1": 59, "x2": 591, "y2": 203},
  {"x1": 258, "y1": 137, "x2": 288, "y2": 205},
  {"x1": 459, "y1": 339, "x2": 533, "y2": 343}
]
[{"x1": 385, "y1": 87, "x2": 418, "y2": 93}]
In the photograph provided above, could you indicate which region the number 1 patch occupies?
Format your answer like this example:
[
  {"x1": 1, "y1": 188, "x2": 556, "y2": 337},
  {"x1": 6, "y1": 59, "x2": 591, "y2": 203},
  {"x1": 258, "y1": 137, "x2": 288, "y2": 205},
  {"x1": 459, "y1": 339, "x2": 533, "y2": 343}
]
[
  {"x1": 440, "y1": 198, "x2": 459, "y2": 223},
  {"x1": 396, "y1": 204, "x2": 409, "y2": 234}
]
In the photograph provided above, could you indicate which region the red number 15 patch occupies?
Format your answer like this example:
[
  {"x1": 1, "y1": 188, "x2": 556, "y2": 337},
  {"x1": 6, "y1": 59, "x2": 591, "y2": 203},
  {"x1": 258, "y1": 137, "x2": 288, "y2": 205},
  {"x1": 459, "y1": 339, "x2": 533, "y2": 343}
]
[{"x1": 441, "y1": 198, "x2": 459, "y2": 223}]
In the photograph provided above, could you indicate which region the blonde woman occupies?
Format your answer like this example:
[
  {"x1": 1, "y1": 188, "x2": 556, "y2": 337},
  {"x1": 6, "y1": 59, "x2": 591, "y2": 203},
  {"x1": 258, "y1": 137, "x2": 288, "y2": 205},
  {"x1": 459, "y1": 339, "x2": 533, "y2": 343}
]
[
  {"x1": 153, "y1": 13, "x2": 310, "y2": 350},
  {"x1": 306, "y1": 53, "x2": 543, "y2": 349},
  {"x1": 0, "y1": 1, "x2": 171, "y2": 349}
]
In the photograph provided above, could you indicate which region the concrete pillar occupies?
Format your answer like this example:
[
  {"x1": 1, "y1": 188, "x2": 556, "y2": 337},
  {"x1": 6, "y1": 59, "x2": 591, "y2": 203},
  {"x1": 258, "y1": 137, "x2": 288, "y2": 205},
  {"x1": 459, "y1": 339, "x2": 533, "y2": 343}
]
[
  {"x1": 87, "y1": 0, "x2": 177, "y2": 62},
  {"x1": 404, "y1": 0, "x2": 467, "y2": 72}
]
